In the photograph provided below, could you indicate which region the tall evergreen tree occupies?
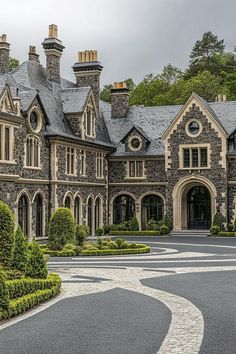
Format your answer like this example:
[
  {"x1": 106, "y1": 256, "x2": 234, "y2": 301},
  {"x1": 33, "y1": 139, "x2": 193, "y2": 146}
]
[{"x1": 12, "y1": 226, "x2": 28, "y2": 272}]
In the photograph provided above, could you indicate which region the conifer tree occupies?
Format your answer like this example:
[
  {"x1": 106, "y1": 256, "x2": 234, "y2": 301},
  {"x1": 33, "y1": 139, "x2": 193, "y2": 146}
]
[
  {"x1": 12, "y1": 226, "x2": 28, "y2": 272},
  {"x1": 26, "y1": 240, "x2": 48, "y2": 279}
]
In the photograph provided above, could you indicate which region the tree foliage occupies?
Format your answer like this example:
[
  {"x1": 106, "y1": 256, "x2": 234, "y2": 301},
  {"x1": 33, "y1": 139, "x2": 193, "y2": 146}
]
[
  {"x1": 9, "y1": 57, "x2": 19, "y2": 71},
  {"x1": 100, "y1": 31, "x2": 236, "y2": 106}
]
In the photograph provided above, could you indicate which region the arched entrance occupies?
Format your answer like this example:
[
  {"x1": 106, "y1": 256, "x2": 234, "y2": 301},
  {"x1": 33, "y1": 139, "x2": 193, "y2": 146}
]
[
  {"x1": 141, "y1": 195, "x2": 164, "y2": 230},
  {"x1": 34, "y1": 194, "x2": 43, "y2": 238},
  {"x1": 113, "y1": 195, "x2": 135, "y2": 224},
  {"x1": 87, "y1": 197, "x2": 93, "y2": 235},
  {"x1": 172, "y1": 176, "x2": 217, "y2": 231},
  {"x1": 187, "y1": 186, "x2": 211, "y2": 229},
  {"x1": 18, "y1": 195, "x2": 29, "y2": 237}
]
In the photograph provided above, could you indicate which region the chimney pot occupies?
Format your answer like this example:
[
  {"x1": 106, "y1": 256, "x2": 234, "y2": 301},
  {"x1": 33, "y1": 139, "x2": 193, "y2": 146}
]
[
  {"x1": 29, "y1": 46, "x2": 40, "y2": 63},
  {"x1": 49, "y1": 24, "x2": 58, "y2": 38}
]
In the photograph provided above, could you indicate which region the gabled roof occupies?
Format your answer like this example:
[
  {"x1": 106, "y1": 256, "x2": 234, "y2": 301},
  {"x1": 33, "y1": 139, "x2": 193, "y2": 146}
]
[
  {"x1": 61, "y1": 87, "x2": 91, "y2": 114},
  {"x1": 120, "y1": 125, "x2": 151, "y2": 143}
]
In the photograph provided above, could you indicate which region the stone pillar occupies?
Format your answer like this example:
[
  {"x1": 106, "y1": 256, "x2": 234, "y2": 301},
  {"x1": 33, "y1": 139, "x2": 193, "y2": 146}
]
[
  {"x1": 72, "y1": 50, "x2": 103, "y2": 113},
  {"x1": 0, "y1": 34, "x2": 10, "y2": 73},
  {"x1": 28, "y1": 46, "x2": 40, "y2": 63},
  {"x1": 42, "y1": 24, "x2": 65, "y2": 83},
  {"x1": 111, "y1": 82, "x2": 129, "y2": 118}
]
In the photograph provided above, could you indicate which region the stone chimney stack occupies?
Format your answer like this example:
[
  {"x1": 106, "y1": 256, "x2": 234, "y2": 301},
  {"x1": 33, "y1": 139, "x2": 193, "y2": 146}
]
[
  {"x1": 42, "y1": 24, "x2": 65, "y2": 82},
  {"x1": 28, "y1": 46, "x2": 40, "y2": 63},
  {"x1": 215, "y1": 93, "x2": 227, "y2": 102},
  {"x1": 0, "y1": 34, "x2": 10, "y2": 74},
  {"x1": 72, "y1": 50, "x2": 103, "y2": 112},
  {"x1": 111, "y1": 82, "x2": 129, "y2": 118}
]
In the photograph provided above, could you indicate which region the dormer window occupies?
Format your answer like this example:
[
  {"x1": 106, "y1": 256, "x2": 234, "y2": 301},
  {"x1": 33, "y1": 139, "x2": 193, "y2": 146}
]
[
  {"x1": 128, "y1": 135, "x2": 142, "y2": 151},
  {"x1": 28, "y1": 108, "x2": 42, "y2": 133},
  {"x1": 85, "y1": 104, "x2": 95, "y2": 138}
]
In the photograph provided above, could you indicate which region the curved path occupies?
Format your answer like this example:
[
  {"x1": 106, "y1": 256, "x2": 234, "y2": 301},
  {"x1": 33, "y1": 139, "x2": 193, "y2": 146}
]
[{"x1": 1, "y1": 236, "x2": 236, "y2": 353}]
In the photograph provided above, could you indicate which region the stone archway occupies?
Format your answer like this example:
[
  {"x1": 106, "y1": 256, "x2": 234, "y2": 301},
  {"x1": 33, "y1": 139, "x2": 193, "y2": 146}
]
[{"x1": 172, "y1": 175, "x2": 217, "y2": 231}]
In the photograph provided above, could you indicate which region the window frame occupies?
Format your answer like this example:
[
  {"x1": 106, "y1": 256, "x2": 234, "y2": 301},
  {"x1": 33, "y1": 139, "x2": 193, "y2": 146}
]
[
  {"x1": 96, "y1": 152, "x2": 104, "y2": 179},
  {"x1": 179, "y1": 144, "x2": 211, "y2": 170},
  {"x1": 80, "y1": 149, "x2": 86, "y2": 176},
  {"x1": 24, "y1": 135, "x2": 41, "y2": 169},
  {"x1": 85, "y1": 103, "x2": 96, "y2": 138},
  {"x1": 0, "y1": 123, "x2": 15, "y2": 163},
  {"x1": 126, "y1": 160, "x2": 146, "y2": 179},
  {"x1": 65, "y1": 147, "x2": 76, "y2": 175}
]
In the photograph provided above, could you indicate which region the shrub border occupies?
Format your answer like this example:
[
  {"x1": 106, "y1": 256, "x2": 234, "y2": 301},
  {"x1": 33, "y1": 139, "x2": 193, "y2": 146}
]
[
  {"x1": 109, "y1": 231, "x2": 162, "y2": 236},
  {"x1": 211, "y1": 231, "x2": 236, "y2": 237},
  {"x1": 80, "y1": 245, "x2": 151, "y2": 256}
]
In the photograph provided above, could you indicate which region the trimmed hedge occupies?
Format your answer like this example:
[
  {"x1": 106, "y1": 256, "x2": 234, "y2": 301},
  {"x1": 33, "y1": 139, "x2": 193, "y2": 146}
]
[
  {"x1": 110, "y1": 231, "x2": 161, "y2": 236},
  {"x1": 0, "y1": 200, "x2": 15, "y2": 267},
  {"x1": 0, "y1": 274, "x2": 61, "y2": 321},
  {"x1": 80, "y1": 245, "x2": 150, "y2": 256},
  {"x1": 6, "y1": 274, "x2": 61, "y2": 299},
  {"x1": 218, "y1": 232, "x2": 236, "y2": 237},
  {"x1": 42, "y1": 248, "x2": 76, "y2": 257}
]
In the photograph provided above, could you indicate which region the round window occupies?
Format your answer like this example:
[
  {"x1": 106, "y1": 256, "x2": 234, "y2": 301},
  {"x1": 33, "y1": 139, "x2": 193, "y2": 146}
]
[
  {"x1": 30, "y1": 111, "x2": 39, "y2": 131},
  {"x1": 131, "y1": 137, "x2": 141, "y2": 149},
  {"x1": 188, "y1": 121, "x2": 199, "y2": 135}
]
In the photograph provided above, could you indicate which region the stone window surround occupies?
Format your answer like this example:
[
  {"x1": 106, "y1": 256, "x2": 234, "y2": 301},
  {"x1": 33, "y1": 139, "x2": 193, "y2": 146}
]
[
  {"x1": 27, "y1": 106, "x2": 43, "y2": 134},
  {"x1": 85, "y1": 194, "x2": 104, "y2": 236},
  {"x1": 96, "y1": 152, "x2": 104, "y2": 179},
  {"x1": 178, "y1": 143, "x2": 211, "y2": 170},
  {"x1": 128, "y1": 135, "x2": 143, "y2": 152},
  {"x1": 185, "y1": 118, "x2": 203, "y2": 138},
  {"x1": 24, "y1": 135, "x2": 41, "y2": 170},
  {"x1": 65, "y1": 146, "x2": 77, "y2": 176},
  {"x1": 84, "y1": 103, "x2": 96, "y2": 139},
  {"x1": 125, "y1": 160, "x2": 146, "y2": 180},
  {"x1": 0, "y1": 123, "x2": 15, "y2": 163}
]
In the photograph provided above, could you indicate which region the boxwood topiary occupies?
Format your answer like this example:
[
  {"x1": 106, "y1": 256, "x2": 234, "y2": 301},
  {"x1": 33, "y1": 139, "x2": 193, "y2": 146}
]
[
  {"x1": 75, "y1": 225, "x2": 89, "y2": 246},
  {"x1": 228, "y1": 223, "x2": 234, "y2": 232},
  {"x1": 11, "y1": 226, "x2": 28, "y2": 272},
  {"x1": 26, "y1": 240, "x2": 48, "y2": 279},
  {"x1": 95, "y1": 227, "x2": 104, "y2": 236},
  {"x1": 0, "y1": 268, "x2": 9, "y2": 314},
  {"x1": 210, "y1": 225, "x2": 220, "y2": 235},
  {"x1": 48, "y1": 208, "x2": 76, "y2": 250},
  {"x1": 160, "y1": 225, "x2": 169, "y2": 235},
  {"x1": 0, "y1": 200, "x2": 15, "y2": 268},
  {"x1": 130, "y1": 216, "x2": 139, "y2": 231}
]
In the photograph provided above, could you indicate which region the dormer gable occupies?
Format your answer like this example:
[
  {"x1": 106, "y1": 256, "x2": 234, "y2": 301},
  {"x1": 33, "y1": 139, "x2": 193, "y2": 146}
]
[
  {"x1": 0, "y1": 85, "x2": 19, "y2": 116},
  {"x1": 121, "y1": 126, "x2": 150, "y2": 153},
  {"x1": 25, "y1": 95, "x2": 48, "y2": 135}
]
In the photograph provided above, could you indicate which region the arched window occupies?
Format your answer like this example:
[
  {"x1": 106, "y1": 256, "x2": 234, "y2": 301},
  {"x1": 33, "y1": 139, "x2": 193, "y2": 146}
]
[
  {"x1": 113, "y1": 195, "x2": 135, "y2": 224},
  {"x1": 85, "y1": 103, "x2": 95, "y2": 138},
  {"x1": 95, "y1": 197, "x2": 102, "y2": 229},
  {"x1": 87, "y1": 197, "x2": 93, "y2": 235},
  {"x1": 74, "y1": 196, "x2": 81, "y2": 224},
  {"x1": 64, "y1": 196, "x2": 71, "y2": 209},
  {"x1": 141, "y1": 195, "x2": 164, "y2": 230},
  {"x1": 34, "y1": 194, "x2": 43, "y2": 238},
  {"x1": 26, "y1": 136, "x2": 40, "y2": 168},
  {"x1": 18, "y1": 195, "x2": 28, "y2": 236}
]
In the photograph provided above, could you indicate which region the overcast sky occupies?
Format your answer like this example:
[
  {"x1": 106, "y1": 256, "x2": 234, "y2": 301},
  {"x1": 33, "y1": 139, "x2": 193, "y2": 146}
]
[{"x1": 1, "y1": 0, "x2": 236, "y2": 85}]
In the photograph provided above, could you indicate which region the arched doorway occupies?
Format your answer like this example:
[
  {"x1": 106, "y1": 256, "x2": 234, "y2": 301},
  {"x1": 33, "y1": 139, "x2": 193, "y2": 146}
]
[
  {"x1": 64, "y1": 195, "x2": 71, "y2": 209},
  {"x1": 87, "y1": 197, "x2": 93, "y2": 235},
  {"x1": 113, "y1": 195, "x2": 135, "y2": 224},
  {"x1": 34, "y1": 194, "x2": 43, "y2": 238},
  {"x1": 18, "y1": 195, "x2": 28, "y2": 237},
  {"x1": 187, "y1": 186, "x2": 211, "y2": 229},
  {"x1": 95, "y1": 197, "x2": 102, "y2": 230},
  {"x1": 141, "y1": 195, "x2": 164, "y2": 230}
]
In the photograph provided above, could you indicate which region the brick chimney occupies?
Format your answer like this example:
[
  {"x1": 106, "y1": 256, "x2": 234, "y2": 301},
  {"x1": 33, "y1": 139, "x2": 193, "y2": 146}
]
[
  {"x1": 42, "y1": 24, "x2": 65, "y2": 82},
  {"x1": 111, "y1": 82, "x2": 129, "y2": 118},
  {"x1": 28, "y1": 46, "x2": 40, "y2": 63},
  {"x1": 0, "y1": 34, "x2": 10, "y2": 74},
  {"x1": 72, "y1": 50, "x2": 103, "y2": 112}
]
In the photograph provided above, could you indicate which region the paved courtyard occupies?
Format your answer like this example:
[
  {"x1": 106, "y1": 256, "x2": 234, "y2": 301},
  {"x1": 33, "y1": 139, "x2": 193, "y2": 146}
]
[{"x1": 1, "y1": 236, "x2": 236, "y2": 353}]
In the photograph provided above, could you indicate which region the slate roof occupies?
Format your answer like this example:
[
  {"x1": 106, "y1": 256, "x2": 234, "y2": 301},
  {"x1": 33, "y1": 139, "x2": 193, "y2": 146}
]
[
  {"x1": 101, "y1": 97, "x2": 236, "y2": 156},
  {"x1": 0, "y1": 61, "x2": 113, "y2": 148}
]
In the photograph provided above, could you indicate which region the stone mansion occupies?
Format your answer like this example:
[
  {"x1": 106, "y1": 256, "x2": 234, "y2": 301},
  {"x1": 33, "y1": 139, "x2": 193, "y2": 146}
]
[{"x1": 0, "y1": 24, "x2": 236, "y2": 238}]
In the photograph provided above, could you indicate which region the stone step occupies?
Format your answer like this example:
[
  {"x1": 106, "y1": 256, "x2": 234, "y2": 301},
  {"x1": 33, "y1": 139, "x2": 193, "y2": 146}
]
[{"x1": 171, "y1": 230, "x2": 209, "y2": 237}]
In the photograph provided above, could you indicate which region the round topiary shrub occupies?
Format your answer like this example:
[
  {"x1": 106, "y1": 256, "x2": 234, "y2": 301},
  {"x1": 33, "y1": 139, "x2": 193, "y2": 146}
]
[
  {"x1": 120, "y1": 241, "x2": 129, "y2": 249},
  {"x1": 0, "y1": 200, "x2": 15, "y2": 268},
  {"x1": 228, "y1": 223, "x2": 234, "y2": 232},
  {"x1": 210, "y1": 225, "x2": 220, "y2": 235},
  {"x1": 130, "y1": 217, "x2": 139, "y2": 231},
  {"x1": 26, "y1": 240, "x2": 48, "y2": 279},
  {"x1": 115, "y1": 238, "x2": 124, "y2": 249},
  {"x1": 75, "y1": 225, "x2": 89, "y2": 246},
  {"x1": 48, "y1": 208, "x2": 76, "y2": 250},
  {"x1": 11, "y1": 226, "x2": 28, "y2": 272},
  {"x1": 160, "y1": 225, "x2": 169, "y2": 235},
  {"x1": 95, "y1": 227, "x2": 104, "y2": 236},
  {"x1": 107, "y1": 241, "x2": 118, "y2": 249}
]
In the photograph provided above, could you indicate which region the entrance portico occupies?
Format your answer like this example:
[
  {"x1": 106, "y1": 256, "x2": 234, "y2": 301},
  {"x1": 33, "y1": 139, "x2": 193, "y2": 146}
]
[{"x1": 172, "y1": 175, "x2": 217, "y2": 231}]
